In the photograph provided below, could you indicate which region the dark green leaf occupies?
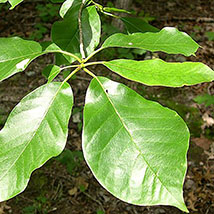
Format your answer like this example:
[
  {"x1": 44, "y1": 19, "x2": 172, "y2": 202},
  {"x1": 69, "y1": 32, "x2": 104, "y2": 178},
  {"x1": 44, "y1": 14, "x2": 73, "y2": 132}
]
[
  {"x1": 102, "y1": 27, "x2": 199, "y2": 56},
  {"x1": 205, "y1": 32, "x2": 214, "y2": 41},
  {"x1": 121, "y1": 17, "x2": 159, "y2": 33},
  {"x1": 0, "y1": 37, "x2": 42, "y2": 81},
  {"x1": 83, "y1": 77, "x2": 189, "y2": 212},
  {"x1": 52, "y1": 5, "x2": 101, "y2": 61},
  {"x1": 0, "y1": 82, "x2": 73, "y2": 202},
  {"x1": 103, "y1": 59, "x2": 214, "y2": 87},
  {"x1": 194, "y1": 94, "x2": 214, "y2": 107},
  {"x1": 56, "y1": 149, "x2": 83, "y2": 174},
  {"x1": 42, "y1": 65, "x2": 61, "y2": 83}
]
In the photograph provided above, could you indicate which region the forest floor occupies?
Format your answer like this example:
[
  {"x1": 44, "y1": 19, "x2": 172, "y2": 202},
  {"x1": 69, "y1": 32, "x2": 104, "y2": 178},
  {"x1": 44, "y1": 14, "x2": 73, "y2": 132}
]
[{"x1": 0, "y1": 0, "x2": 214, "y2": 214}]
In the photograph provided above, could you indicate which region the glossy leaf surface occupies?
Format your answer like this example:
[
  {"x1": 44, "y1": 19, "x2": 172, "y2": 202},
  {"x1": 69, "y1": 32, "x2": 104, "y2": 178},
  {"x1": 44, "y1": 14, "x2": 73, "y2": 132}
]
[
  {"x1": 103, "y1": 59, "x2": 214, "y2": 87},
  {"x1": 60, "y1": 0, "x2": 76, "y2": 17},
  {"x1": 52, "y1": 5, "x2": 101, "y2": 60},
  {"x1": 102, "y1": 27, "x2": 199, "y2": 56},
  {"x1": 81, "y1": 5, "x2": 101, "y2": 56},
  {"x1": 0, "y1": 37, "x2": 42, "y2": 81},
  {"x1": 121, "y1": 17, "x2": 159, "y2": 33},
  {"x1": 42, "y1": 42, "x2": 77, "y2": 66},
  {"x1": 1, "y1": 0, "x2": 23, "y2": 8},
  {"x1": 59, "y1": 0, "x2": 89, "y2": 18},
  {"x1": 59, "y1": 0, "x2": 83, "y2": 18},
  {"x1": 0, "y1": 82, "x2": 73, "y2": 202},
  {"x1": 83, "y1": 77, "x2": 189, "y2": 212}
]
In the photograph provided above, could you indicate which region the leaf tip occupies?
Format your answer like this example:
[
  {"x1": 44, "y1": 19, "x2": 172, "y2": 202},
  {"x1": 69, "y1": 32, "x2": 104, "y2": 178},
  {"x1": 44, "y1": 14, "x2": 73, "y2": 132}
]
[{"x1": 175, "y1": 200, "x2": 189, "y2": 213}]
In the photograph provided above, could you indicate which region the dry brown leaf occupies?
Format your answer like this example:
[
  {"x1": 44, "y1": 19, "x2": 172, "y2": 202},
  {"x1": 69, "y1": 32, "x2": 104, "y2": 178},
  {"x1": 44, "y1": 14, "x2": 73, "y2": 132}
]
[
  {"x1": 76, "y1": 177, "x2": 89, "y2": 191},
  {"x1": 202, "y1": 113, "x2": 214, "y2": 129},
  {"x1": 68, "y1": 187, "x2": 78, "y2": 196},
  {"x1": 192, "y1": 137, "x2": 212, "y2": 151}
]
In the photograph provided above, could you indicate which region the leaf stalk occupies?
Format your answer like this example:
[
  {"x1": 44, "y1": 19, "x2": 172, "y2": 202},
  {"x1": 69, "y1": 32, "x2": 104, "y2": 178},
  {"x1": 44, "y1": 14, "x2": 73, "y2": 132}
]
[
  {"x1": 83, "y1": 67, "x2": 97, "y2": 79},
  {"x1": 62, "y1": 67, "x2": 81, "y2": 84},
  {"x1": 85, "y1": 47, "x2": 104, "y2": 62}
]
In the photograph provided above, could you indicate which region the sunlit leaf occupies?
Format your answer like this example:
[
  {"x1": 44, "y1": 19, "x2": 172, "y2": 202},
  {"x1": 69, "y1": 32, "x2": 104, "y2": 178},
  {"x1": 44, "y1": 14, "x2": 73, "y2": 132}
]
[
  {"x1": 2, "y1": 0, "x2": 24, "y2": 9},
  {"x1": 60, "y1": 0, "x2": 79, "y2": 18},
  {"x1": 0, "y1": 37, "x2": 42, "y2": 81},
  {"x1": 102, "y1": 27, "x2": 199, "y2": 56},
  {"x1": 0, "y1": 82, "x2": 73, "y2": 202},
  {"x1": 83, "y1": 76, "x2": 189, "y2": 212},
  {"x1": 103, "y1": 59, "x2": 214, "y2": 87}
]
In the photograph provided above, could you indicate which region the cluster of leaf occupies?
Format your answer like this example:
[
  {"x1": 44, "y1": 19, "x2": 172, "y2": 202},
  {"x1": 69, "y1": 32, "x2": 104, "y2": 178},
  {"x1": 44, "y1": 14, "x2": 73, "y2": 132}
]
[{"x1": 1, "y1": 0, "x2": 214, "y2": 212}]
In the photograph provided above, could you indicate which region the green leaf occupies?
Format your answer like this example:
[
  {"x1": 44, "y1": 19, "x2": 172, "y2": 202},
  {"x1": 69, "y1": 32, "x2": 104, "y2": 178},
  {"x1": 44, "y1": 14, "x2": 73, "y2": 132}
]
[
  {"x1": 194, "y1": 94, "x2": 214, "y2": 107},
  {"x1": 56, "y1": 149, "x2": 83, "y2": 174},
  {"x1": 60, "y1": 0, "x2": 75, "y2": 18},
  {"x1": 0, "y1": 37, "x2": 42, "y2": 82},
  {"x1": 42, "y1": 65, "x2": 61, "y2": 83},
  {"x1": 42, "y1": 42, "x2": 65, "y2": 53},
  {"x1": 59, "y1": 0, "x2": 89, "y2": 18},
  {"x1": 102, "y1": 27, "x2": 199, "y2": 56},
  {"x1": 103, "y1": 59, "x2": 214, "y2": 87},
  {"x1": 83, "y1": 77, "x2": 189, "y2": 212},
  {"x1": 2, "y1": 0, "x2": 23, "y2": 9},
  {"x1": 82, "y1": 6, "x2": 101, "y2": 56},
  {"x1": 121, "y1": 17, "x2": 159, "y2": 33},
  {"x1": 41, "y1": 42, "x2": 73, "y2": 66},
  {"x1": 59, "y1": 0, "x2": 79, "y2": 18},
  {"x1": 0, "y1": 82, "x2": 73, "y2": 202},
  {"x1": 51, "y1": 16, "x2": 79, "y2": 58},
  {"x1": 52, "y1": 5, "x2": 101, "y2": 61},
  {"x1": 103, "y1": 7, "x2": 130, "y2": 14},
  {"x1": 205, "y1": 31, "x2": 214, "y2": 41}
]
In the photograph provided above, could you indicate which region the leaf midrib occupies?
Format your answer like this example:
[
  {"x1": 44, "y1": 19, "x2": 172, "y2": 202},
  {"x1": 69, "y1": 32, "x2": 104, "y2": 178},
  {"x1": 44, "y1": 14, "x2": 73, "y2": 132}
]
[
  {"x1": 94, "y1": 77, "x2": 184, "y2": 207},
  {"x1": 103, "y1": 32, "x2": 196, "y2": 50},
  {"x1": 0, "y1": 52, "x2": 42, "y2": 64}
]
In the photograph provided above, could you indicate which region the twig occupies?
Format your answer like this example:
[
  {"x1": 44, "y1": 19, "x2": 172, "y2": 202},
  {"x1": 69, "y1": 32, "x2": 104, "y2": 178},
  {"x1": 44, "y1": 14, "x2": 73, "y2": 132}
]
[{"x1": 78, "y1": 2, "x2": 86, "y2": 59}]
